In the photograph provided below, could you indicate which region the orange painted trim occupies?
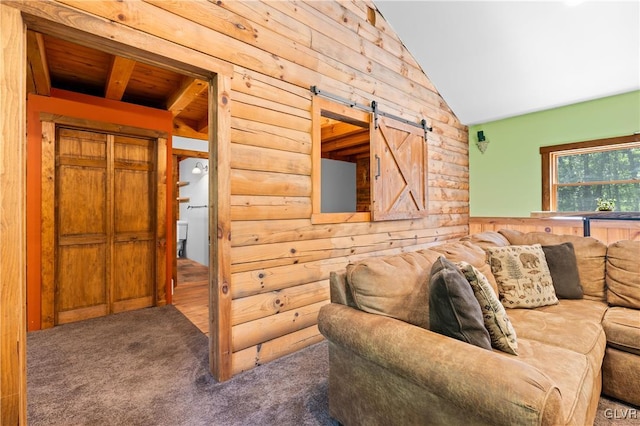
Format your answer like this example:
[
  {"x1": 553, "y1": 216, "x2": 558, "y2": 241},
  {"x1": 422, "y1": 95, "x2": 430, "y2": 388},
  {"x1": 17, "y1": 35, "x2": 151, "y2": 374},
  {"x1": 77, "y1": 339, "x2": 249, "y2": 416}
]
[{"x1": 27, "y1": 90, "x2": 174, "y2": 330}]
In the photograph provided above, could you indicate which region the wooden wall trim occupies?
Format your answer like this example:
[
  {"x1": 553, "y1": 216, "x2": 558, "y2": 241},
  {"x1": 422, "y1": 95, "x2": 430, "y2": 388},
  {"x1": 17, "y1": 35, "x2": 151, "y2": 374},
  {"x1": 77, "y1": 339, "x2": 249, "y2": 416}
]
[
  {"x1": 157, "y1": 137, "x2": 168, "y2": 306},
  {"x1": 469, "y1": 216, "x2": 640, "y2": 244},
  {"x1": 541, "y1": 150, "x2": 551, "y2": 210},
  {"x1": 539, "y1": 133, "x2": 639, "y2": 154},
  {"x1": 209, "y1": 74, "x2": 232, "y2": 381},
  {"x1": 40, "y1": 122, "x2": 56, "y2": 328},
  {"x1": 0, "y1": 5, "x2": 27, "y2": 424}
]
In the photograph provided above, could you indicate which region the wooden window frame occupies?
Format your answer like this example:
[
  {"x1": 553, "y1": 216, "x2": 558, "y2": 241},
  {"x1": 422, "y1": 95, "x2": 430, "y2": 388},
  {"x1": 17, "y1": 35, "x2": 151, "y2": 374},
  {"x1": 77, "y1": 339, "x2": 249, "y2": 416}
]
[
  {"x1": 311, "y1": 96, "x2": 372, "y2": 224},
  {"x1": 540, "y1": 134, "x2": 640, "y2": 211}
]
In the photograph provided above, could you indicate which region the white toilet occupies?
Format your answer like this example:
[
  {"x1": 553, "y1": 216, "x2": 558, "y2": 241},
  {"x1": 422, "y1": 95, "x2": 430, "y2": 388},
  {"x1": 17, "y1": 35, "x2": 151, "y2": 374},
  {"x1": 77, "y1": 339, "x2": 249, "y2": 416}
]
[{"x1": 177, "y1": 220, "x2": 188, "y2": 258}]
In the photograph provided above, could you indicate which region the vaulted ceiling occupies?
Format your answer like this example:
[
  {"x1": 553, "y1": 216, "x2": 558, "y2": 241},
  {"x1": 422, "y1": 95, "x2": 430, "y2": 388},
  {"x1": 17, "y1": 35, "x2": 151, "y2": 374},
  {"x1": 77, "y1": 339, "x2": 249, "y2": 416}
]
[
  {"x1": 26, "y1": 31, "x2": 210, "y2": 140},
  {"x1": 376, "y1": 1, "x2": 640, "y2": 125}
]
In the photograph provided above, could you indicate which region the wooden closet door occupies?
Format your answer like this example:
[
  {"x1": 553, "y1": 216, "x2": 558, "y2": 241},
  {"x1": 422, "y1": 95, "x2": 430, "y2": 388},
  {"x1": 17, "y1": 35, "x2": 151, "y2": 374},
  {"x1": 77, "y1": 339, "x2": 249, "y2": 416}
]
[
  {"x1": 54, "y1": 129, "x2": 156, "y2": 324},
  {"x1": 112, "y1": 135, "x2": 155, "y2": 313},
  {"x1": 55, "y1": 128, "x2": 109, "y2": 324}
]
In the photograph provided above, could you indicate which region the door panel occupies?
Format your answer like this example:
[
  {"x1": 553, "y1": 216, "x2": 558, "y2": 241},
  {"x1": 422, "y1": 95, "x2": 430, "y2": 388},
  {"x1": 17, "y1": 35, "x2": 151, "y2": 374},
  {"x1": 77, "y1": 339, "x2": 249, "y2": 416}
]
[
  {"x1": 114, "y1": 169, "x2": 152, "y2": 233},
  {"x1": 56, "y1": 244, "x2": 108, "y2": 324},
  {"x1": 112, "y1": 240, "x2": 154, "y2": 312},
  {"x1": 57, "y1": 166, "x2": 107, "y2": 236},
  {"x1": 371, "y1": 116, "x2": 428, "y2": 221}
]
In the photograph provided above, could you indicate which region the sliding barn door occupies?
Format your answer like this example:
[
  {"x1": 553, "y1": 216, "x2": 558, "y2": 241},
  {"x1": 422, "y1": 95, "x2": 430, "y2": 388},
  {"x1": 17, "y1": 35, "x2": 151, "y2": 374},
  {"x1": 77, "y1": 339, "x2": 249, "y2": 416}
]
[
  {"x1": 371, "y1": 116, "x2": 428, "y2": 221},
  {"x1": 55, "y1": 128, "x2": 156, "y2": 324}
]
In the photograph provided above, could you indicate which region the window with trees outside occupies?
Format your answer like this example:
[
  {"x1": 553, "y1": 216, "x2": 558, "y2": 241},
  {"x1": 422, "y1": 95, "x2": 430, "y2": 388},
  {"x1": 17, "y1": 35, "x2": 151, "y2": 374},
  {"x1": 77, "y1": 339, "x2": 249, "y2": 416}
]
[{"x1": 540, "y1": 134, "x2": 640, "y2": 212}]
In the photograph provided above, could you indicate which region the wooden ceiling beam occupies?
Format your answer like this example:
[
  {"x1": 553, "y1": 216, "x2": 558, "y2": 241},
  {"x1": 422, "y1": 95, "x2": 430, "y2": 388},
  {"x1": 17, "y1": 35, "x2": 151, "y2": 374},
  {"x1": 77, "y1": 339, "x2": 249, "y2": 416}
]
[
  {"x1": 196, "y1": 116, "x2": 209, "y2": 134},
  {"x1": 167, "y1": 77, "x2": 208, "y2": 116},
  {"x1": 321, "y1": 121, "x2": 366, "y2": 142},
  {"x1": 104, "y1": 55, "x2": 136, "y2": 100},
  {"x1": 173, "y1": 117, "x2": 208, "y2": 141},
  {"x1": 327, "y1": 144, "x2": 370, "y2": 158},
  {"x1": 26, "y1": 30, "x2": 51, "y2": 96},
  {"x1": 321, "y1": 130, "x2": 369, "y2": 153}
]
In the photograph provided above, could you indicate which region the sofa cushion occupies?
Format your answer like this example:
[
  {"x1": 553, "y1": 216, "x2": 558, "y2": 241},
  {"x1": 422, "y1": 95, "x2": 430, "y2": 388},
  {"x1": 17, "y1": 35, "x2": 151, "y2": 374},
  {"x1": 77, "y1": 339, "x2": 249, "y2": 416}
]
[
  {"x1": 429, "y1": 257, "x2": 492, "y2": 350},
  {"x1": 429, "y1": 241, "x2": 499, "y2": 295},
  {"x1": 458, "y1": 262, "x2": 518, "y2": 355},
  {"x1": 346, "y1": 250, "x2": 441, "y2": 329},
  {"x1": 602, "y1": 307, "x2": 640, "y2": 355},
  {"x1": 487, "y1": 244, "x2": 559, "y2": 308},
  {"x1": 542, "y1": 242, "x2": 583, "y2": 299},
  {"x1": 511, "y1": 338, "x2": 596, "y2": 426},
  {"x1": 507, "y1": 299, "x2": 607, "y2": 375},
  {"x1": 606, "y1": 240, "x2": 640, "y2": 309},
  {"x1": 499, "y1": 230, "x2": 607, "y2": 301}
]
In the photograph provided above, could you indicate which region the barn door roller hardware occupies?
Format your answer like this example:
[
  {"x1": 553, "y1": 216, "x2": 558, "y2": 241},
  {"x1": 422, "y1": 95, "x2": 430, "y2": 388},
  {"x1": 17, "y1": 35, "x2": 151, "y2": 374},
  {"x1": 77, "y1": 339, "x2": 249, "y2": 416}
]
[
  {"x1": 310, "y1": 86, "x2": 433, "y2": 140},
  {"x1": 370, "y1": 101, "x2": 432, "y2": 140}
]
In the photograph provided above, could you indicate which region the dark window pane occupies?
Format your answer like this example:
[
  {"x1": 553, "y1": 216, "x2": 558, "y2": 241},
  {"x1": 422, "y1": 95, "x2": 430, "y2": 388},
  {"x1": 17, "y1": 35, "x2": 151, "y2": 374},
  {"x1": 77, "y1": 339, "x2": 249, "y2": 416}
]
[
  {"x1": 557, "y1": 148, "x2": 640, "y2": 184},
  {"x1": 557, "y1": 183, "x2": 640, "y2": 212}
]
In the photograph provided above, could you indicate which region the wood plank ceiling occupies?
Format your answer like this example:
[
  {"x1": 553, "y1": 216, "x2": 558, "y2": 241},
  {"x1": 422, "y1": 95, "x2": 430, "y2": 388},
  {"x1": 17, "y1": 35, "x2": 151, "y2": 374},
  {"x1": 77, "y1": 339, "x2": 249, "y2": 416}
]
[{"x1": 26, "y1": 31, "x2": 209, "y2": 140}]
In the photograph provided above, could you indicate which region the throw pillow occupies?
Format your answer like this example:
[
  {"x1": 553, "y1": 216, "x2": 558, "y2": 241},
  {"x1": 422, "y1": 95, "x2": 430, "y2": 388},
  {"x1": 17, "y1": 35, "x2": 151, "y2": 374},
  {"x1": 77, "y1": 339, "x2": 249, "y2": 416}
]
[
  {"x1": 429, "y1": 257, "x2": 492, "y2": 350},
  {"x1": 458, "y1": 261, "x2": 518, "y2": 355},
  {"x1": 487, "y1": 244, "x2": 559, "y2": 308},
  {"x1": 541, "y1": 242, "x2": 583, "y2": 299}
]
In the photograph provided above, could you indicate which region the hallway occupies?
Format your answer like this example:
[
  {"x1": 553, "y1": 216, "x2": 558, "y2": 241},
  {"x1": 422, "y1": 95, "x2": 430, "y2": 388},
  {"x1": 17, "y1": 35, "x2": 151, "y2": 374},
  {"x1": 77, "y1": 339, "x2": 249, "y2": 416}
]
[{"x1": 173, "y1": 258, "x2": 209, "y2": 336}]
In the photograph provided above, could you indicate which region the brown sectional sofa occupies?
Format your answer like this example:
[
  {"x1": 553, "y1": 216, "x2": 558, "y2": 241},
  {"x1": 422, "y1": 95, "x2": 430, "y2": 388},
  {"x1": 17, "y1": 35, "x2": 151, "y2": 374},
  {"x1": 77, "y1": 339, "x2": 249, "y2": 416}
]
[{"x1": 318, "y1": 230, "x2": 640, "y2": 425}]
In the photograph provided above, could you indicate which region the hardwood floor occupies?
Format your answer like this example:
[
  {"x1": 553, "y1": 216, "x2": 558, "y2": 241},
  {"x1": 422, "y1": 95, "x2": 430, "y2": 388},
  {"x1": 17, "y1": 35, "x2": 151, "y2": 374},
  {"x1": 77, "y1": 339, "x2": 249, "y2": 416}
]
[{"x1": 173, "y1": 258, "x2": 209, "y2": 336}]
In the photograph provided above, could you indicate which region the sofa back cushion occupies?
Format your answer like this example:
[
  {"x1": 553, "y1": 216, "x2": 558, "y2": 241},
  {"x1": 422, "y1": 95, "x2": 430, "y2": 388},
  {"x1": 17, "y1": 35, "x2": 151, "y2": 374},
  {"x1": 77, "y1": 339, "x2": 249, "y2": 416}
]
[
  {"x1": 606, "y1": 240, "x2": 640, "y2": 308},
  {"x1": 461, "y1": 231, "x2": 511, "y2": 251},
  {"x1": 430, "y1": 241, "x2": 500, "y2": 295},
  {"x1": 346, "y1": 250, "x2": 441, "y2": 329},
  {"x1": 499, "y1": 230, "x2": 607, "y2": 301},
  {"x1": 329, "y1": 271, "x2": 357, "y2": 307}
]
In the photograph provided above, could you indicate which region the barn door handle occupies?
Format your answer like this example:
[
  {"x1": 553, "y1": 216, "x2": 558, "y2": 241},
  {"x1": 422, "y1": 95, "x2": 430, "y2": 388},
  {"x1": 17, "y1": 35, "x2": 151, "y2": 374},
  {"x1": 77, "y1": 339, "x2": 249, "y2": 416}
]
[{"x1": 374, "y1": 154, "x2": 381, "y2": 180}]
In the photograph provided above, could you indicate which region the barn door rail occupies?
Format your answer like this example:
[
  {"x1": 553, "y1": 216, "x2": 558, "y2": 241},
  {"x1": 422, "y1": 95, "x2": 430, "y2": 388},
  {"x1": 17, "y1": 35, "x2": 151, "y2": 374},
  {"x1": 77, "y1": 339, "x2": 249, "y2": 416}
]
[{"x1": 310, "y1": 85, "x2": 432, "y2": 139}]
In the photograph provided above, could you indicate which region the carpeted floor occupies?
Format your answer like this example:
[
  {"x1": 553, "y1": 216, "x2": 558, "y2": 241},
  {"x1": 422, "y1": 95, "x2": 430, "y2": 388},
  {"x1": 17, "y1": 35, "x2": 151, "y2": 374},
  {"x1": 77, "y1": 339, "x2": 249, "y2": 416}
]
[{"x1": 27, "y1": 306, "x2": 637, "y2": 425}]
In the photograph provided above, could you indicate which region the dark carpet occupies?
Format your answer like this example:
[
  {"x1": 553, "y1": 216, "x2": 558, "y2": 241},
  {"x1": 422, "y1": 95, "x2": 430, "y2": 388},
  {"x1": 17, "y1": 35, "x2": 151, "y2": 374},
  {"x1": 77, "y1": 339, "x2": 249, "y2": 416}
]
[
  {"x1": 27, "y1": 305, "x2": 333, "y2": 426},
  {"x1": 27, "y1": 305, "x2": 636, "y2": 425}
]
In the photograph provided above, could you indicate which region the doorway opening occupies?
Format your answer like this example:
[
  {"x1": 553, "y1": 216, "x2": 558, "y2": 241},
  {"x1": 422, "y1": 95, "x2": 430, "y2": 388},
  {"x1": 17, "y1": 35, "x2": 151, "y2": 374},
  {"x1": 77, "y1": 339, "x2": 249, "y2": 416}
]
[
  {"x1": 172, "y1": 145, "x2": 210, "y2": 335},
  {"x1": 25, "y1": 30, "x2": 214, "y2": 332}
]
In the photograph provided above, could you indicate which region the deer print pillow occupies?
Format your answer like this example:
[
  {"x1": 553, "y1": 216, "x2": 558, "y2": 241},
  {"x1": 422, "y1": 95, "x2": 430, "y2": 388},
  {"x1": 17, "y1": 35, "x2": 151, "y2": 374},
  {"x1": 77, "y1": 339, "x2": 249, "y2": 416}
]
[{"x1": 487, "y1": 244, "x2": 559, "y2": 308}]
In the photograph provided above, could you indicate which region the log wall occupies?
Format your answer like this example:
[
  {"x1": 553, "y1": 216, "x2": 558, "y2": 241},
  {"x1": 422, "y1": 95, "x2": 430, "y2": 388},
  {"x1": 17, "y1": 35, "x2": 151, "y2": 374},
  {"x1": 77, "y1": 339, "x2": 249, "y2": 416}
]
[
  {"x1": 470, "y1": 217, "x2": 640, "y2": 245},
  {"x1": 1, "y1": 1, "x2": 469, "y2": 404}
]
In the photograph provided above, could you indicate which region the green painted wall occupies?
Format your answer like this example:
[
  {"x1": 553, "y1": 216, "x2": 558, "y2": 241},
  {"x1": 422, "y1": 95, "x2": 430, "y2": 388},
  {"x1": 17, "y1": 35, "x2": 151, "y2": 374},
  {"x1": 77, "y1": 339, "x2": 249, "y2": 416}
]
[{"x1": 468, "y1": 90, "x2": 640, "y2": 217}]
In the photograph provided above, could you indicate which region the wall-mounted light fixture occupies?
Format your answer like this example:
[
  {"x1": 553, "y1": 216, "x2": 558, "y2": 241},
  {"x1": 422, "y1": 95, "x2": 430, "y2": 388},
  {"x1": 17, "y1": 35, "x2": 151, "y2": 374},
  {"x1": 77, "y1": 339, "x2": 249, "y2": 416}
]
[
  {"x1": 191, "y1": 161, "x2": 208, "y2": 175},
  {"x1": 476, "y1": 130, "x2": 489, "y2": 154}
]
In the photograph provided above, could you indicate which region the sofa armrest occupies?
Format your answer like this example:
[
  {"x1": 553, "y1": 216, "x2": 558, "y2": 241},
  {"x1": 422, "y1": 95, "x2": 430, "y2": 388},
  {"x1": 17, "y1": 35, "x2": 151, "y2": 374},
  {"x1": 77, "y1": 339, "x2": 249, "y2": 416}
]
[{"x1": 318, "y1": 303, "x2": 564, "y2": 426}]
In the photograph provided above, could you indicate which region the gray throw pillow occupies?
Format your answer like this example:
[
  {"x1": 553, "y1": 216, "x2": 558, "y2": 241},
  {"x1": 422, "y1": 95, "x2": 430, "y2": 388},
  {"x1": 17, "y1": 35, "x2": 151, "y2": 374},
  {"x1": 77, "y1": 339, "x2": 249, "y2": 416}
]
[
  {"x1": 429, "y1": 257, "x2": 492, "y2": 350},
  {"x1": 542, "y1": 242, "x2": 583, "y2": 299}
]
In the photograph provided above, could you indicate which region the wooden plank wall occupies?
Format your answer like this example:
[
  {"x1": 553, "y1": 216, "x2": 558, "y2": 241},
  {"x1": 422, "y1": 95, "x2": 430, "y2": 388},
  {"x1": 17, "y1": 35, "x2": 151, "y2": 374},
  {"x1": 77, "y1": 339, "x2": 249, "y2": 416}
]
[
  {"x1": 3, "y1": 0, "x2": 469, "y2": 384},
  {"x1": 470, "y1": 217, "x2": 640, "y2": 245}
]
